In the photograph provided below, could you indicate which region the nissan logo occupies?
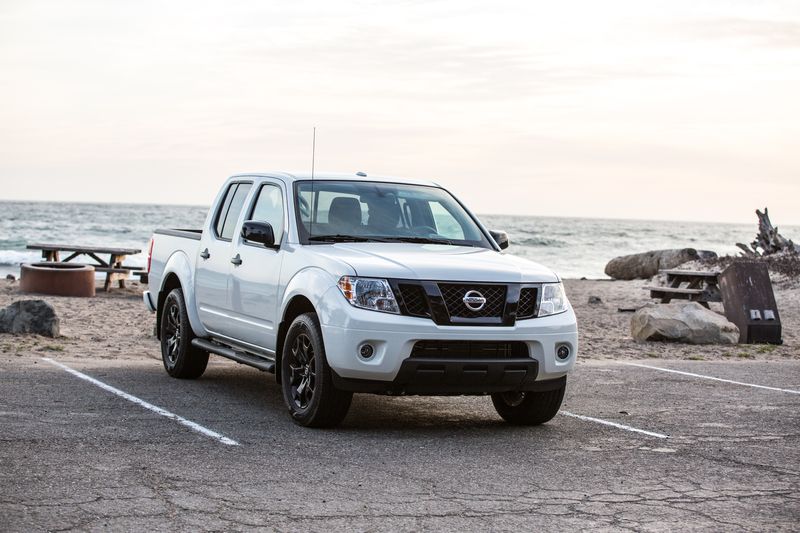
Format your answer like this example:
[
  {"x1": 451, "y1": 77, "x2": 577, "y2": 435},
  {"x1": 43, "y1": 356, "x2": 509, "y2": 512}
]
[{"x1": 462, "y1": 290, "x2": 487, "y2": 311}]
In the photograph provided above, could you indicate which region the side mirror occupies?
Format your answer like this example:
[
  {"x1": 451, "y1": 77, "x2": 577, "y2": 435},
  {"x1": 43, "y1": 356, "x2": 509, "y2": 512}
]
[
  {"x1": 489, "y1": 230, "x2": 509, "y2": 250},
  {"x1": 242, "y1": 221, "x2": 276, "y2": 248}
]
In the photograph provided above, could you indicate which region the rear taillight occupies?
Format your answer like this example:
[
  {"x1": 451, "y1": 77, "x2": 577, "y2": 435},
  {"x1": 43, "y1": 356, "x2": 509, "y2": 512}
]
[{"x1": 146, "y1": 238, "x2": 154, "y2": 273}]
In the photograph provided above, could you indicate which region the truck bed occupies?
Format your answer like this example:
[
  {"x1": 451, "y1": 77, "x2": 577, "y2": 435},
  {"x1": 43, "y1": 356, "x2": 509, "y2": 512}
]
[
  {"x1": 148, "y1": 229, "x2": 203, "y2": 295},
  {"x1": 154, "y1": 229, "x2": 202, "y2": 240}
]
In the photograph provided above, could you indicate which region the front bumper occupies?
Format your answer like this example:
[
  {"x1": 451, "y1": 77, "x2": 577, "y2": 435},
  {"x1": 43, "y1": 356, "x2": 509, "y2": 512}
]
[{"x1": 319, "y1": 286, "x2": 578, "y2": 386}]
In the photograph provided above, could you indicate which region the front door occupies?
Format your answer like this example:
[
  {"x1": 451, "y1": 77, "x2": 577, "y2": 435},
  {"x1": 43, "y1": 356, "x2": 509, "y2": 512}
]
[
  {"x1": 227, "y1": 181, "x2": 286, "y2": 352},
  {"x1": 194, "y1": 181, "x2": 252, "y2": 335}
]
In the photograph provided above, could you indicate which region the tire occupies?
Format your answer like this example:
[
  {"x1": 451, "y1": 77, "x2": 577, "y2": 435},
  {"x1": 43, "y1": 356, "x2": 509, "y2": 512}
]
[
  {"x1": 280, "y1": 312, "x2": 353, "y2": 428},
  {"x1": 491, "y1": 381, "x2": 566, "y2": 426},
  {"x1": 160, "y1": 288, "x2": 209, "y2": 379}
]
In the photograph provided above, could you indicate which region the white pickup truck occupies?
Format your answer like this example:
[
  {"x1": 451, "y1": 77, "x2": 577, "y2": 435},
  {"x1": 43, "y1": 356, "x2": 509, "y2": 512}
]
[{"x1": 144, "y1": 172, "x2": 577, "y2": 427}]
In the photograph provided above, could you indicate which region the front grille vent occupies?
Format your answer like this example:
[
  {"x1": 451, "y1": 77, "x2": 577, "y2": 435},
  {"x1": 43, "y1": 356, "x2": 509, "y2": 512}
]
[
  {"x1": 517, "y1": 287, "x2": 538, "y2": 319},
  {"x1": 397, "y1": 284, "x2": 430, "y2": 317},
  {"x1": 411, "y1": 341, "x2": 529, "y2": 359}
]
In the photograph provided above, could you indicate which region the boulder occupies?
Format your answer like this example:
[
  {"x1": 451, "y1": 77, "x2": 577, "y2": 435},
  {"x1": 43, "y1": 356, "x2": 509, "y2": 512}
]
[
  {"x1": 605, "y1": 249, "x2": 718, "y2": 280},
  {"x1": 0, "y1": 300, "x2": 60, "y2": 337},
  {"x1": 5, "y1": 274, "x2": 15, "y2": 281},
  {"x1": 631, "y1": 302, "x2": 738, "y2": 344},
  {"x1": 696, "y1": 250, "x2": 718, "y2": 260},
  {"x1": 588, "y1": 295, "x2": 603, "y2": 304}
]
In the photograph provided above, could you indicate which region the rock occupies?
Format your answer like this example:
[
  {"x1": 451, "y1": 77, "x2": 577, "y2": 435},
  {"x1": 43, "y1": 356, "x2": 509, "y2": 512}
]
[
  {"x1": 5, "y1": 274, "x2": 15, "y2": 281},
  {"x1": 588, "y1": 295, "x2": 602, "y2": 304},
  {"x1": 0, "y1": 300, "x2": 60, "y2": 337},
  {"x1": 696, "y1": 250, "x2": 718, "y2": 261},
  {"x1": 631, "y1": 302, "x2": 738, "y2": 344},
  {"x1": 605, "y1": 249, "x2": 718, "y2": 280}
]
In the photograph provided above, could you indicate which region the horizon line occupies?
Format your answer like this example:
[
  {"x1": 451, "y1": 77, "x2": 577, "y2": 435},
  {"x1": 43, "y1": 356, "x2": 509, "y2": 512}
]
[{"x1": 0, "y1": 197, "x2": 797, "y2": 228}]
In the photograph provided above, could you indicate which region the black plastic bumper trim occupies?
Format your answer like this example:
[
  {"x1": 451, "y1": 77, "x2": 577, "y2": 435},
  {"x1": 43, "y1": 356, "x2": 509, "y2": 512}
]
[{"x1": 332, "y1": 357, "x2": 550, "y2": 395}]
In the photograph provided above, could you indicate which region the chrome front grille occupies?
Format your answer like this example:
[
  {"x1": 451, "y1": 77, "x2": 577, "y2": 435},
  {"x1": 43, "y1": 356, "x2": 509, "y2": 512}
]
[
  {"x1": 437, "y1": 283, "x2": 507, "y2": 319},
  {"x1": 392, "y1": 280, "x2": 540, "y2": 327}
]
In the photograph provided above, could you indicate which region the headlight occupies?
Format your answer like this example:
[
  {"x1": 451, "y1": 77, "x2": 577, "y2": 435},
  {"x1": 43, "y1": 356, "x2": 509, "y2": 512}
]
[
  {"x1": 538, "y1": 282, "x2": 568, "y2": 317},
  {"x1": 338, "y1": 276, "x2": 400, "y2": 314}
]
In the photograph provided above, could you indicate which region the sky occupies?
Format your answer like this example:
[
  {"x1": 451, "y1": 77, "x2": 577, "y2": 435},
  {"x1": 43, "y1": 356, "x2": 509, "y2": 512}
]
[{"x1": 1, "y1": 0, "x2": 798, "y2": 224}]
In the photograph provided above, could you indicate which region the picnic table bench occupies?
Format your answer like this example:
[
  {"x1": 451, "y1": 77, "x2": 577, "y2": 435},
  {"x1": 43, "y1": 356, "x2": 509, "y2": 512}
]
[
  {"x1": 645, "y1": 269, "x2": 722, "y2": 308},
  {"x1": 26, "y1": 243, "x2": 148, "y2": 291}
]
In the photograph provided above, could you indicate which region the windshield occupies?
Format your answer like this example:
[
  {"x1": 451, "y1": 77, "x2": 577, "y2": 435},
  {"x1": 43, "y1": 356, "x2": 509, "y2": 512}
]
[{"x1": 294, "y1": 180, "x2": 493, "y2": 248}]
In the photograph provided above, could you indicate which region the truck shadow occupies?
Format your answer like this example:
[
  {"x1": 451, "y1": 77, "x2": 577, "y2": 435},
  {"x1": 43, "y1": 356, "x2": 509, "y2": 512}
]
[{"x1": 196, "y1": 362, "x2": 565, "y2": 436}]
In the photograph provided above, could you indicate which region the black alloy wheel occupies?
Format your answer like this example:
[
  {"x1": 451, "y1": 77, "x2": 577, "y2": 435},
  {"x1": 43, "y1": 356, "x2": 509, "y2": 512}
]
[
  {"x1": 163, "y1": 300, "x2": 182, "y2": 366},
  {"x1": 159, "y1": 288, "x2": 209, "y2": 379},
  {"x1": 491, "y1": 381, "x2": 566, "y2": 425},
  {"x1": 287, "y1": 331, "x2": 317, "y2": 410},
  {"x1": 280, "y1": 313, "x2": 352, "y2": 427}
]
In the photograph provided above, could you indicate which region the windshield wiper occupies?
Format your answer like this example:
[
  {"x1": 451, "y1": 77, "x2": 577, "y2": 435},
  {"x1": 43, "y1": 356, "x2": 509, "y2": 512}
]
[
  {"x1": 381, "y1": 236, "x2": 456, "y2": 245},
  {"x1": 308, "y1": 234, "x2": 390, "y2": 243}
]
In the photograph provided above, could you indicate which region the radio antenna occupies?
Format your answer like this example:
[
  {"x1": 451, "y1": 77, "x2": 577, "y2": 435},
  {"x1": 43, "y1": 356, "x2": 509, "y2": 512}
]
[
  {"x1": 310, "y1": 127, "x2": 316, "y2": 235},
  {"x1": 311, "y1": 127, "x2": 316, "y2": 179}
]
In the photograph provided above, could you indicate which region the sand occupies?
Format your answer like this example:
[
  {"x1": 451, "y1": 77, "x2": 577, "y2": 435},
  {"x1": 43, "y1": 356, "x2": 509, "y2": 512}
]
[{"x1": 1, "y1": 277, "x2": 798, "y2": 362}]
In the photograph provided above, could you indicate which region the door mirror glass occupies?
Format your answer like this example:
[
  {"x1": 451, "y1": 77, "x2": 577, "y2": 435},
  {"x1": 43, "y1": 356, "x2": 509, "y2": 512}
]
[
  {"x1": 489, "y1": 230, "x2": 509, "y2": 250},
  {"x1": 242, "y1": 221, "x2": 276, "y2": 248}
]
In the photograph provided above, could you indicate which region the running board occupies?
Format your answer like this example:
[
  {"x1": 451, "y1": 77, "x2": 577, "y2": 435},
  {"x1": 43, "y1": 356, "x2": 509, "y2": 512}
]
[{"x1": 191, "y1": 338, "x2": 276, "y2": 373}]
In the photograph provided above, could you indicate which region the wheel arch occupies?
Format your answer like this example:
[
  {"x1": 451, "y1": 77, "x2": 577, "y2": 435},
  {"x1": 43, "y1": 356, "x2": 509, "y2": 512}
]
[
  {"x1": 156, "y1": 250, "x2": 206, "y2": 339},
  {"x1": 155, "y1": 272, "x2": 183, "y2": 339},
  {"x1": 274, "y1": 295, "x2": 316, "y2": 383},
  {"x1": 274, "y1": 266, "x2": 341, "y2": 382}
]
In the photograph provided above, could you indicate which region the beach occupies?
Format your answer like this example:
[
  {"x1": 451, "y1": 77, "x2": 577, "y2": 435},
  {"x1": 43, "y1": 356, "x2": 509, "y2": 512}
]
[{"x1": 3, "y1": 277, "x2": 797, "y2": 363}]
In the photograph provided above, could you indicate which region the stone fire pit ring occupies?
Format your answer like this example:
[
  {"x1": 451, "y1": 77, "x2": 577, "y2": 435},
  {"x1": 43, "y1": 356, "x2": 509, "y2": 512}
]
[{"x1": 20, "y1": 262, "x2": 96, "y2": 297}]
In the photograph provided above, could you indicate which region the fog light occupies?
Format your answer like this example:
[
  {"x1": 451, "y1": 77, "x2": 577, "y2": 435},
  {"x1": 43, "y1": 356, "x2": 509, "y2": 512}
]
[
  {"x1": 556, "y1": 344, "x2": 571, "y2": 360},
  {"x1": 359, "y1": 343, "x2": 375, "y2": 359}
]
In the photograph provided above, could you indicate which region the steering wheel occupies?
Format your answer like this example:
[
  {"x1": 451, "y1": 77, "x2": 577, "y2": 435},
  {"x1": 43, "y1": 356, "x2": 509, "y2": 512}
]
[{"x1": 298, "y1": 195, "x2": 311, "y2": 218}]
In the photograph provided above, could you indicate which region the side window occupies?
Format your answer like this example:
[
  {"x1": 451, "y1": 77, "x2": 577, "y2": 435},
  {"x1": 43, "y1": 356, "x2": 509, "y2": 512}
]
[
  {"x1": 429, "y1": 202, "x2": 465, "y2": 240},
  {"x1": 214, "y1": 184, "x2": 237, "y2": 237},
  {"x1": 218, "y1": 183, "x2": 253, "y2": 240},
  {"x1": 248, "y1": 184, "x2": 285, "y2": 244}
]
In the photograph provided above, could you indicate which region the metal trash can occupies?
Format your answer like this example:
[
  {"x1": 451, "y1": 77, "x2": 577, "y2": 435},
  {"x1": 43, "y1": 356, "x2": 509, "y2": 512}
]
[{"x1": 719, "y1": 262, "x2": 782, "y2": 344}]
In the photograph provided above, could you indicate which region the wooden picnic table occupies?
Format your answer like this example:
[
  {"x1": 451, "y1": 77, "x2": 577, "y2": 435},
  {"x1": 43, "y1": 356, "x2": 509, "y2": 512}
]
[
  {"x1": 645, "y1": 269, "x2": 722, "y2": 308},
  {"x1": 26, "y1": 243, "x2": 146, "y2": 291}
]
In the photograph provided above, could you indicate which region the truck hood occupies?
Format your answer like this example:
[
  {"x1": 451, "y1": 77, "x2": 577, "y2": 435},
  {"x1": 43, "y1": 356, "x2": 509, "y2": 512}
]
[{"x1": 311, "y1": 243, "x2": 559, "y2": 283}]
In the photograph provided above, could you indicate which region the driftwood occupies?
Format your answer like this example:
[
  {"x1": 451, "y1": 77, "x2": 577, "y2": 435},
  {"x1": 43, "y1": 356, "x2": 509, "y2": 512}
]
[{"x1": 736, "y1": 208, "x2": 798, "y2": 257}]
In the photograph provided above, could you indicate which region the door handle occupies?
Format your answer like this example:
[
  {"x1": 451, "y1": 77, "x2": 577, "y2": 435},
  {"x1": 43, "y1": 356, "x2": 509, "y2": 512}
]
[
  {"x1": 230, "y1": 254, "x2": 242, "y2": 266},
  {"x1": 200, "y1": 248, "x2": 210, "y2": 260}
]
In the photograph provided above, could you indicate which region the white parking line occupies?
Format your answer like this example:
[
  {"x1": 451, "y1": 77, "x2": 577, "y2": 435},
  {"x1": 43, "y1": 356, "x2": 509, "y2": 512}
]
[
  {"x1": 560, "y1": 411, "x2": 669, "y2": 439},
  {"x1": 623, "y1": 362, "x2": 800, "y2": 395},
  {"x1": 42, "y1": 358, "x2": 239, "y2": 446}
]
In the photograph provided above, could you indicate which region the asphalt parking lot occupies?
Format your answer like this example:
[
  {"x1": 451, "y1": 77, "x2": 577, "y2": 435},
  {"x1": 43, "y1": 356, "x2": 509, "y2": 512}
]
[{"x1": 1, "y1": 356, "x2": 798, "y2": 531}]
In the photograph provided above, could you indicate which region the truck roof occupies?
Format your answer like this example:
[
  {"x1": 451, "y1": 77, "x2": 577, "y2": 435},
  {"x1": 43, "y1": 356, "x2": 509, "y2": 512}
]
[{"x1": 229, "y1": 171, "x2": 440, "y2": 188}]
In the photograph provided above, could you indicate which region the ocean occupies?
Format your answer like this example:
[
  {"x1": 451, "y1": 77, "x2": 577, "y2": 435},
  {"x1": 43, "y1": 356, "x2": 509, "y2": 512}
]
[{"x1": 1, "y1": 201, "x2": 796, "y2": 280}]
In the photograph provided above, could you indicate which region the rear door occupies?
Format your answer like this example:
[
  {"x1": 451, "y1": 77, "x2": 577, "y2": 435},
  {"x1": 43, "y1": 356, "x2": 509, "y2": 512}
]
[
  {"x1": 227, "y1": 180, "x2": 286, "y2": 352},
  {"x1": 194, "y1": 180, "x2": 252, "y2": 335}
]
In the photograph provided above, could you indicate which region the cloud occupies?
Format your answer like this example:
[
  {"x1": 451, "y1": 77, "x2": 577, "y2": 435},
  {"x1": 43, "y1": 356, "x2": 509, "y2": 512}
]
[
  {"x1": 222, "y1": 26, "x2": 673, "y2": 105},
  {"x1": 681, "y1": 17, "x2": 800, "y2": 48}
]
